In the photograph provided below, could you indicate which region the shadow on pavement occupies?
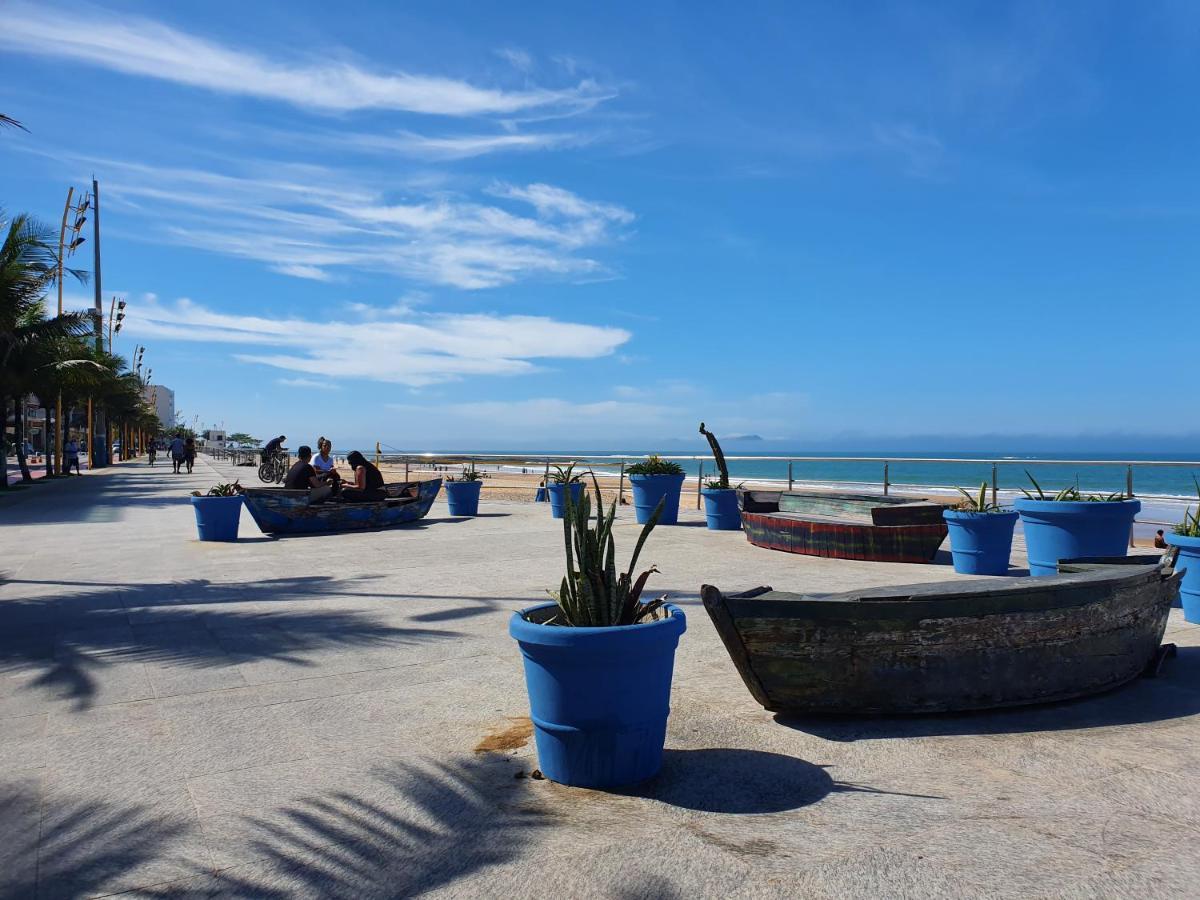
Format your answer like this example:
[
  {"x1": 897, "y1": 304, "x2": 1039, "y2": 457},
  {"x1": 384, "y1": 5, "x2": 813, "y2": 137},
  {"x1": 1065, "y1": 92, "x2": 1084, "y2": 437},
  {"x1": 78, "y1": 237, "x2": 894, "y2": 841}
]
[{"x1": 0, "y1": 574, "x2": 466, "y2": 710}]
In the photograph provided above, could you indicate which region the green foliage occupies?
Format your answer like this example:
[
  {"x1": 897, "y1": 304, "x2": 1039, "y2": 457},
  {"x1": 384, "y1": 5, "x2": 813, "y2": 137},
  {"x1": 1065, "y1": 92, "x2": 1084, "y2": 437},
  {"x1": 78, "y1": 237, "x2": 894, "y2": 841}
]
[
  {"x1": 163, "y1": 424, "x2": 197, "y2": 440},
  {"x1": 699, "y1": 422, "x2": 730, "y2": 489},
  {"x1": 450, "y1": 462, "x2": 485, "y2": 482},
  {"x1": 549, "y1": 463, "x2": 588, "y2": 484},
  {"x1": 626, "y1": 454, "x2": 685, "y2": 476},
  {"x1": 226, "y1": 432, "x2": 258, "y2": 448},
  {"x1": 1019, "y1": 469, "x2": 1126, "y2": 503},
  {"x1": 1176, "y1": 476, "x2": 1200, "y2": 538},
  {"x1": 955, "y1": 481, "x2": 1003, "y2": 513},
  {"x1": 192, "y1": 481, "x2": 241, "y2": 497},
  {"x1": 549, "y1": 474, "x2": 666, "y2": 627}
]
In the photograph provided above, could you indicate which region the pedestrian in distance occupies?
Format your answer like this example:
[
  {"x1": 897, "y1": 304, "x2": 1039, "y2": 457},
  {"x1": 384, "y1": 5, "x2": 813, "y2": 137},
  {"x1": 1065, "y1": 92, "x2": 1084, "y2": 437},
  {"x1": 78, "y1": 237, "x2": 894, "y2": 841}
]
[
  {"x1": 184, "y1": 436, "x2": 196, "y2": 474},
  {"x1": 168, "y1": 435, "x2": 185, "y2": 474},
  {"x1": 64, "y1": 437, "x2": 81, "y2": 475}
]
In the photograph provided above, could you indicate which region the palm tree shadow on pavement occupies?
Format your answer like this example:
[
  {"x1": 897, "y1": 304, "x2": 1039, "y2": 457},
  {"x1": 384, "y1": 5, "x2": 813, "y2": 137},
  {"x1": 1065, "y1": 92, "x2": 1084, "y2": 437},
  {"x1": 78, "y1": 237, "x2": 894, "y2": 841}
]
[
  {"x1": 0, "y1": 573, "x2": 465, "y2": 710},
  {"x1": 205, "y1": 755, "x2": 550, "y2": 898}
]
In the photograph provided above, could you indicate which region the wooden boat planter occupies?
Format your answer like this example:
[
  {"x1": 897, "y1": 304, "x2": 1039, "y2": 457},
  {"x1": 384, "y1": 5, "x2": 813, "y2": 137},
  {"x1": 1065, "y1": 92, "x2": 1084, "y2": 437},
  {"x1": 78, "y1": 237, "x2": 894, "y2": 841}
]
[
  {"x1": 701, "y1": 556, "x2": 1180, "y2": 715},
  {"x1": 241, "y1": 479, "x2": 441, "y2": 535},
  {"x1": 739, "y1": 490, "x2": 948, "y2": 563}
]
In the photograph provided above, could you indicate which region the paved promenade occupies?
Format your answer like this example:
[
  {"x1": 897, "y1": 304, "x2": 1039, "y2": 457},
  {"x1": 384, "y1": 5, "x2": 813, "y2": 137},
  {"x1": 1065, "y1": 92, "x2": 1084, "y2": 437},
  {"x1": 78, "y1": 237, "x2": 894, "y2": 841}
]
[{"x1": 1, "y1": 456, "x2": 1198, "y2": 898}]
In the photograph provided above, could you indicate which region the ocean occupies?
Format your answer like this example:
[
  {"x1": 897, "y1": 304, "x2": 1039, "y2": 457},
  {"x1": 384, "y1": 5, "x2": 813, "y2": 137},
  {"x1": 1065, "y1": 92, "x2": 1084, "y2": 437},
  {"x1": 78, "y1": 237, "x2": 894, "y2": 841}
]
[{"x1": 448, "y1": 450, "x2": 1200, "y2": 502}]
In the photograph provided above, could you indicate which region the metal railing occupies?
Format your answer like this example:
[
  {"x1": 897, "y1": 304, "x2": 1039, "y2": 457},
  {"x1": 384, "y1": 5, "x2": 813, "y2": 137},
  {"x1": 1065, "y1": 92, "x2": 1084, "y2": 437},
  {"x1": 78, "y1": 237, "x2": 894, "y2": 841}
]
[{"x1": 363, "y1": 451, "x2": 1196, "y2": 518}]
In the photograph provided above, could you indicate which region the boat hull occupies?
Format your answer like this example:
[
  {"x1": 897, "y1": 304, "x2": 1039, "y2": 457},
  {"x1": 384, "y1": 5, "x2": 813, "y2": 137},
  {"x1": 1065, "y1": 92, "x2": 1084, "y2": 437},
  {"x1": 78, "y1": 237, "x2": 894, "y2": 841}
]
[
  {"x1": 741, "y1": 511, "x2": 947, "y2": 563},
  {"x1": 241, "y1": 479, "x2": 442, "y2": 535},
  {"x1": 701, "y1": 557, "x2": 1178, "y2": 714},
  {"x1": 739, "y1": 491, "x2": 948, "y2": 563}
]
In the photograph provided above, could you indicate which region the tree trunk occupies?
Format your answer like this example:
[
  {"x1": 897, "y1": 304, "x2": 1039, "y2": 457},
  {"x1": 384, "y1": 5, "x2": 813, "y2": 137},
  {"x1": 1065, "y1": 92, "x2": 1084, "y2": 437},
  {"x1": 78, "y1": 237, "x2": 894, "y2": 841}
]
[
  {"x1": 15, "y1": 399, "x2": 31, "y2": 482},
  {"x1": 1, "y1": 395, "x2": 8, "y2": 491}
]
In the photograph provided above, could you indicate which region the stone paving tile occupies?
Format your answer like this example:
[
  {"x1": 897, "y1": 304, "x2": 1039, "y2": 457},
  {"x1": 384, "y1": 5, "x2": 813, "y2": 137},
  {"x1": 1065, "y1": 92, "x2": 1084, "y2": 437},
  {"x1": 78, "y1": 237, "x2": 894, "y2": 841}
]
[{"x1": 0, "y1": 772, "x2": 43, "y2": 895}]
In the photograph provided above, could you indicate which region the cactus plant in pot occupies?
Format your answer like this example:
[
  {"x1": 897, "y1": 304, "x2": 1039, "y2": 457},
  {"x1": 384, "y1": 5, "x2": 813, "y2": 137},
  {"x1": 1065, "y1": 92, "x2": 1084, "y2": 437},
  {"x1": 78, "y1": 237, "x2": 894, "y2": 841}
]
[
  {"x1": 190, "y1": 481, "x2": 244, "y2": 542},
  {"x1": 509, "y1": 480, "x2": 686, "y2": 788},
  {"x1": 944, "y1": 482, "x2": 1018, "y2": 575},
  {"x1": 443, "y1": 463, "x2": 484, "y2": 516},
  {"x1": 626, "y1": 455, "x2": 686, "y2": 525},
  {"x1": 698, "y1": 423, "x2": 741, "y2": 530},
  {"x1": 1165, "y1": 478, "x2": 1200, "y2": 623},
  {"x1": 1013, "y1": 471, "x2": 1139, "y2": 576},
  {"x1": 546, "y1": 463, "x2": 586, "y2": 519}
]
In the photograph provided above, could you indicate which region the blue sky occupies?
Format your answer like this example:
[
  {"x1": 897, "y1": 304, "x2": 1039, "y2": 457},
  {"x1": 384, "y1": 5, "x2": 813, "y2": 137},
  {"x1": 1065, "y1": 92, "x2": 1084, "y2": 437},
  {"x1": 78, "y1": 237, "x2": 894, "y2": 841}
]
[{"x1": 2, "y1": 1, "x2": 1197, "y2": 450}]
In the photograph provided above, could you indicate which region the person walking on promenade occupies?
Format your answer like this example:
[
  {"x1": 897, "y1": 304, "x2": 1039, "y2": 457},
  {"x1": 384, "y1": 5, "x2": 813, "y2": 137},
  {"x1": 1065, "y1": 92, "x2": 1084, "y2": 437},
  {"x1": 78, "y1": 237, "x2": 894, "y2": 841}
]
[
  {"x1": 64, "y1": 437, "x2": 81, "y2": 475},
  {"x1": 184, "y1": 437, "x2": 196, "y2": 474},
  {"x1": 148, "y1": 443, "x2": 156, "y2": 466},
  {"x1": 169, "y1": 435, "x2": 185, "y2": 474}
]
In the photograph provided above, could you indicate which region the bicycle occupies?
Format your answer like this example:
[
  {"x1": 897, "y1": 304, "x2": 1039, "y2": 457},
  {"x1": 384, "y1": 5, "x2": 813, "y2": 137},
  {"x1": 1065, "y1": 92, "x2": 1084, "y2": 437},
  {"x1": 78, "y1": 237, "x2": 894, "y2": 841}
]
[{"x1": 258, "y1": 452, "x2": 287, "y2": 484}]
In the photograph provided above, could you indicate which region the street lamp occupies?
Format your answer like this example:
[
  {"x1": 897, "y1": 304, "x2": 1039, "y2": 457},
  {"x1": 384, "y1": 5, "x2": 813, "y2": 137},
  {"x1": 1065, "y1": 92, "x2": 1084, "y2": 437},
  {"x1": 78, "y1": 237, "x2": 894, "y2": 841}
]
[{"x1": 53, "y1": 186, "x2": 90, "y2": 475}]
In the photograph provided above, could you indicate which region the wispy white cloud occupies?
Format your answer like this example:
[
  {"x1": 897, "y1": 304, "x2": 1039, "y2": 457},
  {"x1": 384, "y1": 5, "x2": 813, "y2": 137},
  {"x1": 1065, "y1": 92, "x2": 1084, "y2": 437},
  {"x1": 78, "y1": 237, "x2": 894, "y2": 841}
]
[
  {"x1": 276, "y1": 377, "x2": 340, "y2": 390},
  {"x1": 495, "y1": 47, "x2": 534, "y2": 73},
  {"x1": 123, "y1": 297, "x2": 631, "y2": 387},
  {"x1": 77, "y1": 154, "x2": 634, "y2": 288},
  {"x1": 1, "y1": 2, "x2": 612, "y2": 117},
  {"x1": 332, "y1": 130, "x2": 588, "y2": 160}
]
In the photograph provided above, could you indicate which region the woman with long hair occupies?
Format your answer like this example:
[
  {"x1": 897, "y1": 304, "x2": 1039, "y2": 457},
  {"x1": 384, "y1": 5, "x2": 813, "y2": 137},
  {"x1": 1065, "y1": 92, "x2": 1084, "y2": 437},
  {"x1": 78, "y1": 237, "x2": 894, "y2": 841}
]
[{"x1": 342, "y1": 450, "x2": 385, "y2": 502}]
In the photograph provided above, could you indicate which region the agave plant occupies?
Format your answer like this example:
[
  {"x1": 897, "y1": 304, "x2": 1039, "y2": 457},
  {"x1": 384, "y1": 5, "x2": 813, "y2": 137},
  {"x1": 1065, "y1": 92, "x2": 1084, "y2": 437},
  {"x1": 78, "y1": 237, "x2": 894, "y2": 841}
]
[
  {"x1": 550, "y1": 476, "x2": 666, "y2": 627},
  {"x1": 1176, "y1": 476, "x2": 1200, "y2": 538},
  {"x1": 449, "y1": 462, "x2": 484, "y2": 482},
  {"x1": 1020, "y1": 470, "x2": 1125, "y2": 503},
  {"x1": 626, "y1": 454, "x2": 685, "y2": 477},
  {"x1": 955, "y1": 481, "x2": 1002, "y2": 513},
  {"x1": 192, "y1": 481, "x2": 241, "y2": 497},
  {"x1": 549, "y1": 463, "x2": 587, "y2": 484}
]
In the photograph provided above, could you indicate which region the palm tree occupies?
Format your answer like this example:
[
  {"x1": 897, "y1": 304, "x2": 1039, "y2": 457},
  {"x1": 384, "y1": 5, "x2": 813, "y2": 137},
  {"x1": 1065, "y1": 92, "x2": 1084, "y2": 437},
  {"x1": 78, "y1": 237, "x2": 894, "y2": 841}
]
[
  {"x1": 1, "y1": 115, "x2": 27, "y2": 132},
  {"x1": 0, "y1": 209, "x2": 89, "y2": 486}
]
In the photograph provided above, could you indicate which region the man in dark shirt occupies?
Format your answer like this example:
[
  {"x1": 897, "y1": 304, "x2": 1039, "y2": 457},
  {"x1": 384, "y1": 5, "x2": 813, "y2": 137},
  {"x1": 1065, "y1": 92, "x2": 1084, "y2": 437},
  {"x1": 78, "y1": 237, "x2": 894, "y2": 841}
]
[
  {"x1": 283, "y1": 445, "x2": 322, "y2": 490},
  {"x1": 262, "y1": 435, "x2": 286, "y2": 465}
]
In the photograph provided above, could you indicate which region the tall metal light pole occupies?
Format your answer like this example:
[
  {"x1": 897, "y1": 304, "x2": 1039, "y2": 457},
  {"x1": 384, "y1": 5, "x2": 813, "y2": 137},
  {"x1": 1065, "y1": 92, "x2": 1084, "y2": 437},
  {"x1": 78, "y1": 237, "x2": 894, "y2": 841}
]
[
  {"x1": 91, "y1": 178, "x2": 108, "y2": 468},
  {"x1": 54, "y1": 187, "x2": 88, "y2": 475}
]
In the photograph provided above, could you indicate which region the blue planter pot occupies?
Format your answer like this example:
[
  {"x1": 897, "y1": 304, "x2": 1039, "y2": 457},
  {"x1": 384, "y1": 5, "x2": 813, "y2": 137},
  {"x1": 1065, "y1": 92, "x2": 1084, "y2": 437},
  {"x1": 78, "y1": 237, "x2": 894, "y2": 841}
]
[
  {"x1": 628, "y1": 474, "x2": 686, "y2": 525},
  {"x1": 509, "y1": 602, "x2": 686, "y2": 788},
  {"x1": 1014, "y1": 499, "x2": 1140, "y2": 577},
  {"x1": 944, "y1": 510, "x2": 1018, "y2": 576},
  {"x1": 1166, "y1": 533, "x2": 1200, "y2": 624},
  {"x1": 444, "y1": 480, "x2": 482, "y2": 516},
  {"x1": 547, "y1": 482, "x2": 584, "y2": 519},
  {"x1": 700, "y1": 488, "x2": 741, "y2": 530},
  {"x1": 191, "y1": 495, "x2": 243, "y2": 542}
]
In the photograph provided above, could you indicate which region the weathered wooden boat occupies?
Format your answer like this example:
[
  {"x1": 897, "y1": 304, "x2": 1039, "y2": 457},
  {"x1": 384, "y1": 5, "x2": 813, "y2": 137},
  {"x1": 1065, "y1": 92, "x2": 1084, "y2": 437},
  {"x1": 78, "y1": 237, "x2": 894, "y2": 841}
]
[
  {"x1": 739, "y1": 490, "x2": 948, "y2": 563},
  {"x1": 701, "y1": 556, "x2": 1180, "y2": 714},
  {"x1": 241, "y1": 479, "x2": 442, "y2": 535}
]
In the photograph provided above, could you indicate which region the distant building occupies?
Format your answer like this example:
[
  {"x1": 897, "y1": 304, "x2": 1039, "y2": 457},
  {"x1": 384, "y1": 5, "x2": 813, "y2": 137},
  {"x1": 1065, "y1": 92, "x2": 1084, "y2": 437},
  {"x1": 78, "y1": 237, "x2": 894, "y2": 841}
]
[
  {"x1": 202, "y1": 429, "x2": 227, "y2": 449},
  {"x1": 143, "y1": 384, "x2": 175, "y2": 429}
]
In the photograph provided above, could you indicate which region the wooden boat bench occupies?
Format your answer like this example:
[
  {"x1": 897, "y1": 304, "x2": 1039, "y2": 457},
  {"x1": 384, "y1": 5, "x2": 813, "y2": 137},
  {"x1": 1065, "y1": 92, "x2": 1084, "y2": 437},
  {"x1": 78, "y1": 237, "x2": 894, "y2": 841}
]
[{"x1": 701, "y1": 556, "x2": 1180, "y2": 714}]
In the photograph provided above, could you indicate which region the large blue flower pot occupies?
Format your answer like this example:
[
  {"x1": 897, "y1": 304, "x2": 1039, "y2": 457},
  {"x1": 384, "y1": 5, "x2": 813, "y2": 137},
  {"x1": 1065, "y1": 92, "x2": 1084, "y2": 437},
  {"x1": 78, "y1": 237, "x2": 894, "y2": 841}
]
[
  {"x1": 629, "y1": 474, "x2": 686, "y2": 525},
  {"x1": 701, "y1": 488, "x2": 741, "y2": 530},
  {"x1": 1166, "y1": 533, "x2": 1200, "y2": 624},
  {"x1": 547, "y1": 482, "x2": 584, "y2": 519},
  {"x1": 1014, "y1": 499, "x2": 1140, "y2": 577},
  {"x1": 509, "y1": 602, "x2": 686, "y2": 788},
  {"x1": 444, "y1": 480, "x2": 482, "y2": 516},
  {"x1": 944, "y1": 510, "x2": 1018, "y2": 576},
  {"x1": 190, "y1": 495, "x2": 243, "y2": 542}
]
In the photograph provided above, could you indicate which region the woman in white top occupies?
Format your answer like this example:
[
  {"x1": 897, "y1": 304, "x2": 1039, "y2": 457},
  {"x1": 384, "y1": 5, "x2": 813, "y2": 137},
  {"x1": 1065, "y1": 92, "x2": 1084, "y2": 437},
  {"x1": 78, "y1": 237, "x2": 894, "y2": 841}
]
[{"x1": 312, "y1": 437, "x2": 340, "y2": 485}]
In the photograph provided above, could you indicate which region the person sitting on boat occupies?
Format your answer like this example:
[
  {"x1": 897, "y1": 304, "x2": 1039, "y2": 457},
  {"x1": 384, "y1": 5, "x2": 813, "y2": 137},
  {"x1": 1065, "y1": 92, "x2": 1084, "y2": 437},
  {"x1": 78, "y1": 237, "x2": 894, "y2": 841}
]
[
  {"x1": 283, "y1": 445, "x2": 324, "y2": 490},
  {"x1": 342, "y1": 450, "x2": 386, "y2": 502},
  {"x1": 312, "y1": 436, "x2": 341, "y2": 484}
]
